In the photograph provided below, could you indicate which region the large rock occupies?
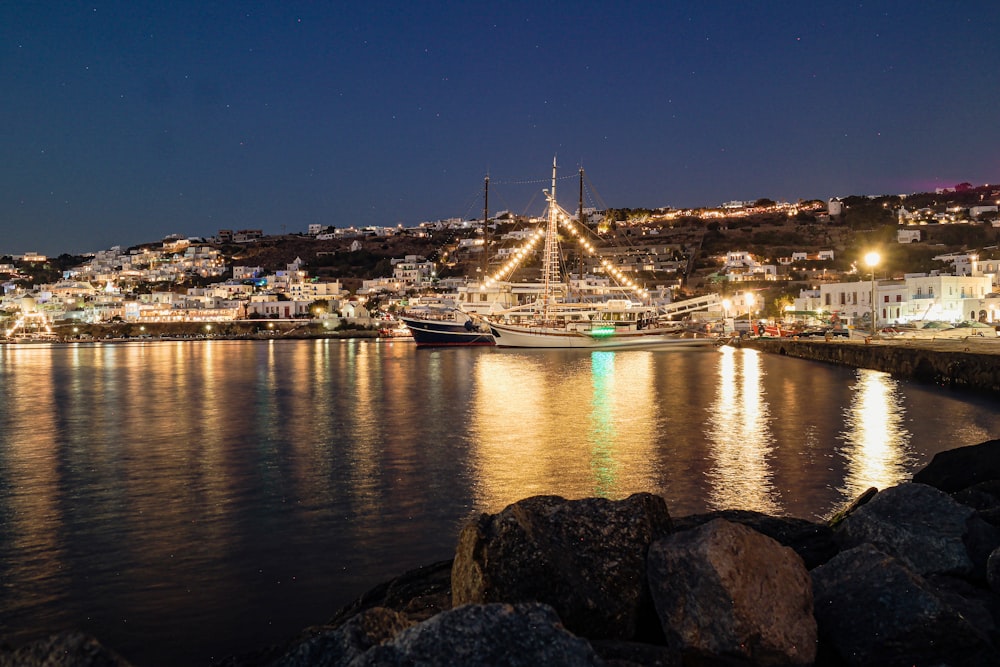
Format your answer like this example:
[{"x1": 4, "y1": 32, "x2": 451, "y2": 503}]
[
  {"x1": 216, "y1": 607, "x2": 413, "y2": 667},
  {"x1": 451, "y1": 493, "x2": 673, "y2": 641},
  {"x1": 673, "y1": 509, "x2": 838, "y2": 570},
  {"x1": 270, "y1": 607, "x2": 412, "y2": 667},
  {"x1": 835, "y1": 482, "x2": 985, "y2": 577},
  {"x1": 811, "y1": 544, "x2": 995, "y2": 666},
  {"x1": 952, "y1": 480, "x2": 1000, "y2": 512},
  {"x1": 0, "y1": 632, "x2": 132, "y2": 667},
  {"x1": 646, "y1": 518, "x2": 816, "y2": 666},
  {"x1": 913, "y1": 439, "x2": 1000, "y2": 493},
  {"x1": 989, "y1": 546, "x2": 1000, "y2": 594},
  {"x1": 353, "y1": 602, "x2": 606, "y2": 666},
  {"x1": 587, "y1": 639, "x2": 682, "y2": 667},
  {"x1": 329, "y1": 559, "x2": 452, "y2": 626}
]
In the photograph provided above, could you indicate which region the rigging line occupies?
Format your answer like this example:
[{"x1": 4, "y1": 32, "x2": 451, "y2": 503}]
[
  {"x1": 457, "y1": 186, "x2": 484, "y2": 222},
  {"x1": 486, "y1": 188, "x2": 522, "y2": 221},
  {"x1": 581, "y1": 173, "x2": 610, "y2": 212}
]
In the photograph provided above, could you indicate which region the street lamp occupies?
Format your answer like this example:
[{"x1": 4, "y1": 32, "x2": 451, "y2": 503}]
[
  {"x1": 722, "y1": 298, "x2": 731, "y2": 334},
  {"x1": 864, "y1": 251, "x2": 880, "y2": 336},
  {"x1": 744, "y1": 292, "x2": 755, "y2": 335}
]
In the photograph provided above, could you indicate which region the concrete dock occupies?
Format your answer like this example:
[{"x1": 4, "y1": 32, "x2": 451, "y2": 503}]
[{"x1": 742, "y1": 336, "x2": 1000, "y2": 394}]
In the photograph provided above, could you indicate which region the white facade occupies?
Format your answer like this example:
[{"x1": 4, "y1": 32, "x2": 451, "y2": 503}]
[
  {"x1": 971, "y1": 205, "x2": 998, "y2": 218},
  {"x1": 795, "y1": 273, "x2": 993, "y2": 325}
]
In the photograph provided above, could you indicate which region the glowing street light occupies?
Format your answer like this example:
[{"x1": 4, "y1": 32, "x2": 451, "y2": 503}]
[
  {"x1": 864, "y1": 252, "x2": 880, "y2": 336},
  {"x1": 744, "y1": 292, "x2": 755, "y2": 335}
]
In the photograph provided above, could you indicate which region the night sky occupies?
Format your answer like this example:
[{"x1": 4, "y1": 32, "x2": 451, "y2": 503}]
[{"x1": 3, "y1": 1, "x2": 999, "y2": 256}]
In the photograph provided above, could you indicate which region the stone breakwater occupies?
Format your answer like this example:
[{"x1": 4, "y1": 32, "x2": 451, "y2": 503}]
[
  {"x1": 8, "y1": 440, "x2": 1000, "y2": 666},
  {"x1": 744, "y1": 337, "x2": 1000, "y2": 393}
]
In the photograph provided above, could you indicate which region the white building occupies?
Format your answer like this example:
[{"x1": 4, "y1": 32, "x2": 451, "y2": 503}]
[
  {"x1": 970, "y1": 205, "x2": 998, "y2": 218},
  {"x1": 286, "y1": 280, "x2": 344, "y2": 301},
  {"x1": 794, "y1": 273, "x2": 993, "y2": 326}
]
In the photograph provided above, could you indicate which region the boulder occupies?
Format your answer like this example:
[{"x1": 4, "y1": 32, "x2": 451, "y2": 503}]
[
  {"x1": 952, "y1": 480, "x2": 1000, "y2": 513},
  {"x1": 267, "y1": 607, "x2": 412, "y2": 667},
  {"x1": 328, "y1": 559, "x2": 452, "y2": 626},
  {"x1": 811, "y1": 544, "x2": 995, "y2": 666},
  {"x1": 646, "y1": 518, "x2": 816, "y2": 666},
  {"x1": 835, "y1": 482, "x2": 984, "y2": 577},
  {"x1": 913, "y1": 439, "x2": 1000, "y2": 493},
  {"x1": 989, "y1": 547, "x2": 1000, "y2": 594},
  {"x1": 923, "y1": 574, "x2": 999, "y2": 642},
  {"x1": 827, "y1": 486, "x2": 878, "y2": 528},
  {"x1": 587, "y1": 639, "x2": 682, "y2": 667},
  {"x1": 0, "y1": 632, "x2": 132, "y2": 667},
  {"x1": 352, "y1": 602, "x2": 606, "y2": 666},
  {"x1": 673, "y1": 509, "x2": 838, "y2": 569},
  {"x1": 451, "y1": 493, "x2": 673, "y2": 641}
]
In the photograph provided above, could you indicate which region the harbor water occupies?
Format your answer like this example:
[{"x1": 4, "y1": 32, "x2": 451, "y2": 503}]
[{"x1": 2, "y1": 338, "x2": 1000, "y2": 665}]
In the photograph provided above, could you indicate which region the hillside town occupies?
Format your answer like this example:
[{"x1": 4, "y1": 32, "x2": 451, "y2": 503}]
[{"x1": 3, "y1": 182, "x2": 1000, "y2": 340}]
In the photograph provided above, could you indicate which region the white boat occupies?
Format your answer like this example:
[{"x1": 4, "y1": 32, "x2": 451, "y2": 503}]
[
  {"x1": 485, "y1": 158, "x2": 717, "y2": 350},
  {"x1": 489, "y1": 315, "x2": 715, "y2": 349}
]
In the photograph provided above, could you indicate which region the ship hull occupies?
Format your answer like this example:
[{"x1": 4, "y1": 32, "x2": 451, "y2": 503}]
[
  {"x1": 400, "y1": 316, "x2": 495, "y2": 347},
  {"x1": 488, "y1": 321, "x2": 716, "y2": 349}
]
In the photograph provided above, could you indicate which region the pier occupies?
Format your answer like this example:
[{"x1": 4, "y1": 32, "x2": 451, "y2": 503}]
[{"x1": 743, "y1": 337, "x2": 1000, "y2": 394}]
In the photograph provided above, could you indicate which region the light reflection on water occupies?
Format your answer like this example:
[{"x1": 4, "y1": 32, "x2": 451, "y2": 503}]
[
  {"x1": 705, "y1": 347, "x2": 781, "y2": 514},
  {"x1": 838, "y1": 369, "x2": 913, "y2": 499},
  {"x1": 1, "y1": 340, "x2": 1000, "y2": 666}
]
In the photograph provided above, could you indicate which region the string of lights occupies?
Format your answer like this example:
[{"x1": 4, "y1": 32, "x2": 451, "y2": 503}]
[{"x1": 481, "y1": 200, "x2": 650, "y2": 301}]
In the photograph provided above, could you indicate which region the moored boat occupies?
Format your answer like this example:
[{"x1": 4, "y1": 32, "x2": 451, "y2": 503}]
[
  {"x1": 400, "y1": 310, "x2": 495, "y2": 346},
  {"x1": 378, "y1": 322, "x2": 414, "y2": 339},
  {"x1": 488, "y1": 318, "x2": 714, "y2": 349},
  {"x1": 482, "y1": 158, "x2": 718, "y2": 350}
]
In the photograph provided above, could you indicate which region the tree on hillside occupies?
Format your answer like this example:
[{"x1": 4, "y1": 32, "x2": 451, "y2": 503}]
[{"x1": 372, "y1": 258, "x2": 394, "y2": 277}]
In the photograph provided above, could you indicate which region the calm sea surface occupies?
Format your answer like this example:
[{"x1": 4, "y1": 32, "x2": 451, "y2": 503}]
[{"x1": 2, "y1": 339, "x2": 1000, "y2": 665}]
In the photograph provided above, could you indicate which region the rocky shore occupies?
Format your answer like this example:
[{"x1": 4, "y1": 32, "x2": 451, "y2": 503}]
[{"x1": 7, "y1": 439, "x2": 1000, "y2": 666}]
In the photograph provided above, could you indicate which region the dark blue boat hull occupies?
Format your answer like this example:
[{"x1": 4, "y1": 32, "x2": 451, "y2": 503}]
[{"x1": 400, "y1": 316, "x2": 495, "y2": 346}]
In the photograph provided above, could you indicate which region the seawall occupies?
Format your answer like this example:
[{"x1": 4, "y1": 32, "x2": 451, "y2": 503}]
[{"x1": 742, "y1": 337, "x2": 1000, "y2": 394}]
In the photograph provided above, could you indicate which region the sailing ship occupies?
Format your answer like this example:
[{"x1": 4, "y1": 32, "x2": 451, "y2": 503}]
[{"x1": 485, "y1": 158, "x2": 716, "y2": 349}]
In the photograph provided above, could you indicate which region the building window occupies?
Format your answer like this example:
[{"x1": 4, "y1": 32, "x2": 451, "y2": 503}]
[{"x1": 928, "y1": 287, "x2": 933, "y2": 297}]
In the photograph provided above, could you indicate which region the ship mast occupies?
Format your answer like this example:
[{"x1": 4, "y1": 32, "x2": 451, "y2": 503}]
[
  {"x1": 578, "y1": 167, "x2": 586, "y2": 299},
  {"x1": 541, "y1": 156, "x2": 560, "y2": 321},
  {"x1": 481, "y1": 175, "x2": 489, "y2": 283}
]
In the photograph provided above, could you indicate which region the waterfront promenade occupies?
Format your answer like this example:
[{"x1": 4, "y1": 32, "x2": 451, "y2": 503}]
[{"x1": 745, "y1": 336, "x2": 1000, "y2": 394}]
